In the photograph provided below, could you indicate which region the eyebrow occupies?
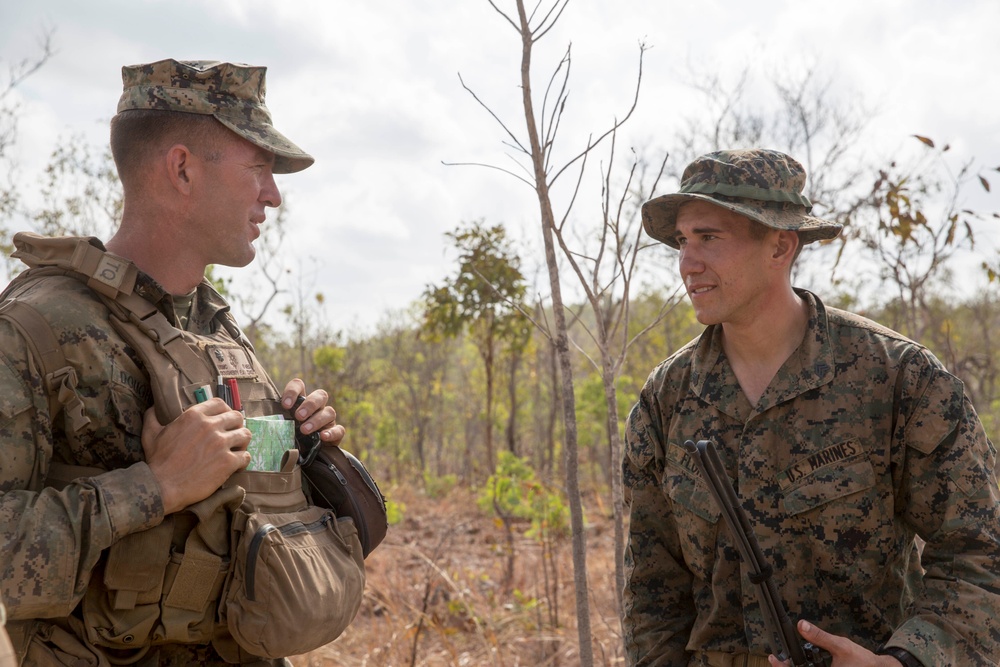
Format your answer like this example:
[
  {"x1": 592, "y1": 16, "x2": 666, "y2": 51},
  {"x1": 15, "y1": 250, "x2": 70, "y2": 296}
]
[{"x1": 676, "y1": 225, "x2": 727, "y2": 238}]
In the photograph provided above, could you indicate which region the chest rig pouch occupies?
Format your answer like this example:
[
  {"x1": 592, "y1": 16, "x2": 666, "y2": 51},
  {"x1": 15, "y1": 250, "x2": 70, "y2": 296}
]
[{"x1": 2, "y1": 233, "x2": 366, "y2": 662}]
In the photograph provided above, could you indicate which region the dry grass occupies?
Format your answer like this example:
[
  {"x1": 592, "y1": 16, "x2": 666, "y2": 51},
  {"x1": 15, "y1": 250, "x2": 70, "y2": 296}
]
[{"x1": 291, "y1": 483, "x2": 624, "y2": 667}]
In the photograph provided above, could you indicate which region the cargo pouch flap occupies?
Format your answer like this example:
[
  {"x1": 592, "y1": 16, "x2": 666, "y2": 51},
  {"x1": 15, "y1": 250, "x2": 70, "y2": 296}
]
[
  {"x1": 221, "y1": 491, "x2": 366, "y2": 658},
  {"x1": 81, "y1": 485, "x2": 246, "y2": 652}
]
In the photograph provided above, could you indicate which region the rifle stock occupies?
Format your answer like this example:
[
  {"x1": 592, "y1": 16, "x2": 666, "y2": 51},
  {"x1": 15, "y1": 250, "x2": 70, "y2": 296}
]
[{"x1": 683, "y1": 439, "x2": 826, "y2": 667}]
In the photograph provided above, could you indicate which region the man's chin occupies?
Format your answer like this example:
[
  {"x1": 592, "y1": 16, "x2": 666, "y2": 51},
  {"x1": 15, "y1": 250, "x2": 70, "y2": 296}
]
[
  {"x1": 214, "y1": 251, "x2": 256, "y2": 270},
  {"x1": 693, "y1": 310, "x2": 721, "y2": 326}
]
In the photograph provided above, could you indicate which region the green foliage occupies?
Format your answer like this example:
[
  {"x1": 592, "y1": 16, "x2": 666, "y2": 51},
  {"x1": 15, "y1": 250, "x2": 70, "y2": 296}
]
[
  {"x1": 313, "y1": 344, "x2": 346, "y2": 373},
  {"x1": 477, "y1": 451, "x2": 570, "y2": 541},
  {"x1": 422, "y1": 220, "x2": 527, "y2": 341},
  {"x1": 374, "y1": 414, "x2": 410, "y2": 467},
  {"x1": 422, "y1": 471, "x2": 458, "y2": 499},
  {"x1": 385, "y1": 498, "x2": 406, "y2": 525}
]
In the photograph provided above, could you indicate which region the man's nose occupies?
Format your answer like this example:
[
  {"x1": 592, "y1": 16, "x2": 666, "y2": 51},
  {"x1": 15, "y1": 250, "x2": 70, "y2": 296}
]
[
  {"x1": 678, "y1": 247, "x2": 703, "y2": 278},
  {"x1": 261, "y1": 172, "x2": 282, "y2": 208}
]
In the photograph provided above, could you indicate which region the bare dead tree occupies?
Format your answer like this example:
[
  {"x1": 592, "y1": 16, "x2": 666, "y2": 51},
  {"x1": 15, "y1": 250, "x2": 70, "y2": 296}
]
[
  {"x1": 447, "y1": 0, "x2": 659, "y2": 662},
  {"x1": 550, "y1": 131, "x2": 683, "y2": 618},
  {"x1": 1, "y1": 30, "x2": 56, "y2": 269}
]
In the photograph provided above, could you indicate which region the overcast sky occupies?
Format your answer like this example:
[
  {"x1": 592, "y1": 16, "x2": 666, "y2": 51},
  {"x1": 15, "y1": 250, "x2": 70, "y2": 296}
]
[{"x1": 2, "y1": 0, "x2": 998, "y2": 333}]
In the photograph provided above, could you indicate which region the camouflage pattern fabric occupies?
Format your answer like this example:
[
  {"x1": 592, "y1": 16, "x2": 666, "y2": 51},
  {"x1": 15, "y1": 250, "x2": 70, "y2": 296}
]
[
  {"x1": 622, "y1": 290, "x2": 1000, "y2": 667},
  {"x1": 0, "y1": 599, "x2": 15, "y2": 667},
  {"x1": 641, "y1": 149, "x2": 843, "y2": 249},
  {"x1": 0, "y1": 255, "x2": 286, "y2": 666},
  {"x1": 117, "y1": 58, "x2": 313, "y2": 174}
]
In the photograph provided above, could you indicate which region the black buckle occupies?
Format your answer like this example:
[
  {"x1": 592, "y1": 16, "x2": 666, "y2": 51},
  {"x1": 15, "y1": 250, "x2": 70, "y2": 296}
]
[{"x1": 289, "y1": 395, "x2": 322, "y2": 467}]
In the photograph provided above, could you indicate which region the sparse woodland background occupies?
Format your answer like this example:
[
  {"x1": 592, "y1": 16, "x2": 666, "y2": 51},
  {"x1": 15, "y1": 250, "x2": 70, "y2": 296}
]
[{"x1": 2, "y1": 3, "x2": 998, "y2": 665}]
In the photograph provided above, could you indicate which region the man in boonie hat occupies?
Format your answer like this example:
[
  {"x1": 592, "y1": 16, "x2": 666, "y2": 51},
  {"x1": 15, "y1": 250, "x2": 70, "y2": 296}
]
[
  {"x1": 641, "y1": 148, "x2": 842, "y2": 250},
  {"x1": 621, "y1": 149, "x2": 1000, "y2": 667},
  {"x1": 0, "y1": 60, "x2": 364, "y2": 666}
]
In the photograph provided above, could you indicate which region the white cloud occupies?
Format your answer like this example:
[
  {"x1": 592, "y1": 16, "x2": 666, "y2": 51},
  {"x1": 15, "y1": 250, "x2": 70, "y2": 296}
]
[{"x1": 1, "y1": 0, "x2": 997, "y2": 332}]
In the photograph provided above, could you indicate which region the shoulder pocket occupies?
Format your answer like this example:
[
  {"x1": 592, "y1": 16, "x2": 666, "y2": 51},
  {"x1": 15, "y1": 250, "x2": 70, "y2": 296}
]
[
  {"x1": 902, "y1": 368, "x2": 963, "y2": 455},
  {"x1": 0, "y1": 348, "x2": 32, "y2": 422}
]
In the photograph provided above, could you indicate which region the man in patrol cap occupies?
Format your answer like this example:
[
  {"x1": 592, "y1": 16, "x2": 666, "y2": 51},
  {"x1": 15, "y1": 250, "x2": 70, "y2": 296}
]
[
  {"x1": 621, "y1": 148, "x2": 1000, "y2": 666},
  {"x1": 0, "y1": 60, "x2": 362, "y2": 666}
]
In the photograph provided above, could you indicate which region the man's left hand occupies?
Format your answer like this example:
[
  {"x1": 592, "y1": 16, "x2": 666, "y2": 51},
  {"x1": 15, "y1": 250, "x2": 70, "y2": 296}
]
[
  {"x1": 767, "y1": 620, "x2": 904, "y2": 666},
  {"x1": 280, "y1": 379, "x2": 346, "y2": 445}
]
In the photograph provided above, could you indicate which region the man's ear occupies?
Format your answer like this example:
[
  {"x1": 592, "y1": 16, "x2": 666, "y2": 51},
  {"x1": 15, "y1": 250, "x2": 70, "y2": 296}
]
[
  {"x1": 772, "y1": 230, "x2": 800, "y2": 268},
  {"x1": 164, "y1": 144, "x2": 195, "y2": 195}
]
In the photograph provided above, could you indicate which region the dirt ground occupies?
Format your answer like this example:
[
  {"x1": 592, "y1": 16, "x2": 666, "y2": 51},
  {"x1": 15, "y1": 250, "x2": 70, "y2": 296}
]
[{"x1": 291, "y1": 483, "x2": 625, "y2": 667}]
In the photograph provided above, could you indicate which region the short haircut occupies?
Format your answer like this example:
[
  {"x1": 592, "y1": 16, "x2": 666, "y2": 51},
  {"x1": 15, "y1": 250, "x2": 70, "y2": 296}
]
[
  {"x1": 746, "y1": 218, "x2": 804, "y2": 264},
  {"x1": 109, "y1": 109, "x2": 229, "y2": 189}
]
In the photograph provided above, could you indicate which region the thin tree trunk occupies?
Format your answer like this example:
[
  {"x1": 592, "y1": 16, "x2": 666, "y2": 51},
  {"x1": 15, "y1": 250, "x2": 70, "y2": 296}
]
[
  {"x1": 506, "y1": 348, "x2": 521, "y2": 455},
  {"x1": 602, "y1": 360, "x2": 625, "y2": 618},
  {"x1": 515, "y1": 2, "x2": 593, "y2": 663},
  {"x1": 484, "y1": 339, "x2": 495, "y2": 471}
]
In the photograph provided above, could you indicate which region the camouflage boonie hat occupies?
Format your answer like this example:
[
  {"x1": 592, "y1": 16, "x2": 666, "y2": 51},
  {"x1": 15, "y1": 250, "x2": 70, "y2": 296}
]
[
  {"x1": 642, "y1": 149, "x2": 842, "y2": 249},
  {"x1": 116, "y1": 59, "x2": 313, "y2": 174}
]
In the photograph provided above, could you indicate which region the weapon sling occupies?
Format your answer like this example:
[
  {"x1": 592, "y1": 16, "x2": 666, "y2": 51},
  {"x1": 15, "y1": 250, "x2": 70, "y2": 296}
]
[{"x1": 684, "y1": 439, "x2": 825, "y2": 667}]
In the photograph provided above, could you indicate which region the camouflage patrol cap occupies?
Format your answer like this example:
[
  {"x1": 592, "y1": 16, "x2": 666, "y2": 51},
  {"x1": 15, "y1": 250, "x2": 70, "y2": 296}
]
[
  {"x1": 642, "y1": 149, "x2": 842, "y2": 249},
  {"x1": 116, "y1": 58, "x2": 313, "y2": 174}
]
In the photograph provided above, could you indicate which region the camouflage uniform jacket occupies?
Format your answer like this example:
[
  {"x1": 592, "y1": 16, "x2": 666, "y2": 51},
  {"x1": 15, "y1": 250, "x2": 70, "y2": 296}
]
[
  {"x1": 0, "y1": 259, "x2": 282, "y2": 666},
  {"x1": 622, "y1": 290, "x2": 1000, "y2": 667}
]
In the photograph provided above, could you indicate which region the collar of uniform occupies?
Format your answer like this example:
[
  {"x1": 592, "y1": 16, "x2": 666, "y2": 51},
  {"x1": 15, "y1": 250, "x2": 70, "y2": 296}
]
[
  {"x1": 757, "y1": 289, "x2": 837, "y2": 411},
  {"x1": 186, "y1": 279, "x2": 231, "y2": 333},
  {"x1": 688, "y1": 289, "x2": 836, "y2": 417},
  {"x1": 131, "y1": 273, "x2": 232, "y2": 334}
]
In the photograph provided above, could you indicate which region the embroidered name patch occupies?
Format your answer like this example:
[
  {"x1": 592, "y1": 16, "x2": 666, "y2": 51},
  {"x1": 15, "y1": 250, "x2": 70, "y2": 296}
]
[
  {"x1": 207, "y1": 345, "x2": 256, "y2": 379},
  {"x1": 665, "y1": 441, "x2": 703, "y2": 479}
]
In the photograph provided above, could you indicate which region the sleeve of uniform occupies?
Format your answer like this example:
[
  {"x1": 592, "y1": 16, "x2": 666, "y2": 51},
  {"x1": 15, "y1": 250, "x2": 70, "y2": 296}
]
[
  {"x1": 885, "y1": 349, "x2": 1000, "y2": 666},
  {"x1": 622, "y1": 376, "x2": 695, "y2": 667},
  {"x1": 0, "y1": 324, "x2": 165, "y2": 620}
]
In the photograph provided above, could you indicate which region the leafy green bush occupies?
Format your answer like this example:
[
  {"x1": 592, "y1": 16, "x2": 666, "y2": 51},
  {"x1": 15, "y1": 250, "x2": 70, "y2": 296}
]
[
  {"x1": 477, "y1": 451, "x2": 570, "y2": 541},
  {"x1": 423, "y1": 471, "x2": 458, "y2": 499},
  {"x1": 386, "y1": 498, "x2": 406, "y2": 525}
]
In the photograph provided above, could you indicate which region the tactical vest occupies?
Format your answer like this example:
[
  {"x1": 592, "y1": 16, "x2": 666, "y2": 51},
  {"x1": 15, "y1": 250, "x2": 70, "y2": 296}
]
[{"x1": 0, "y1": 234, "x2": 365, "y2": 665}]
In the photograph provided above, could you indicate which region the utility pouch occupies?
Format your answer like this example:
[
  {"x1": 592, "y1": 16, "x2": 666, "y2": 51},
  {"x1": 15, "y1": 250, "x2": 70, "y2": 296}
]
[
  {"x1": 289, "y1": 397, "x2": 388, "y2": 558},
  {"x1": 81, "y1": 484, "x2": 244, "y2": 653},
  {"x1": 218, "y1": 450, "x2": 366, "y2": 660},
  {"x1": 301, "y1": 443, "x2": 388, "y2": 558}
]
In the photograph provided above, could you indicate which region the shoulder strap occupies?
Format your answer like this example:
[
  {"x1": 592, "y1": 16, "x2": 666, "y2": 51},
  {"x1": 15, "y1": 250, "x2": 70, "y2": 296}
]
[
  {"x1": 103, "y1": 290, "x2": 218, "y2": 425},
  {"x1": 5, "y1": 233, "x2": 224, "y2": 426},
  {"x1": 11, "y1": 231, "x2": 138, "y2": 300},
  {"x1": 0, "y1": 299, "x2": 90, "y2": 433}
]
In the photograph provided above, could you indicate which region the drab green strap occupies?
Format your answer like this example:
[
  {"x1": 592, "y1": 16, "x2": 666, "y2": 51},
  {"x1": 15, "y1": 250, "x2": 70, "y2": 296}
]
[
  {"x1": 0, "y1": 299, "x2": 91, "y2": 434},
  {"x1": 681, "y1": 180, "x2": 813, "y2": 208}
]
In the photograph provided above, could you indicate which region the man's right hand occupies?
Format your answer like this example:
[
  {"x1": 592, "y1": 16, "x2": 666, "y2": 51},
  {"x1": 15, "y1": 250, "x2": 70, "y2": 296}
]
[
  {"x1": 141, "y1": 399, "x2": 251, "y2": 515},
  {"x1": 767, "y1": 620, "x2": 906, "y2": 667}
]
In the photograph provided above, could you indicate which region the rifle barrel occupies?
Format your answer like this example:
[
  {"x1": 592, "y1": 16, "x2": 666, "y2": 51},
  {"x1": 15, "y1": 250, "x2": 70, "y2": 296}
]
[{"x1": 684, "y1": 439, "x2": 813, "y2": 666}]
